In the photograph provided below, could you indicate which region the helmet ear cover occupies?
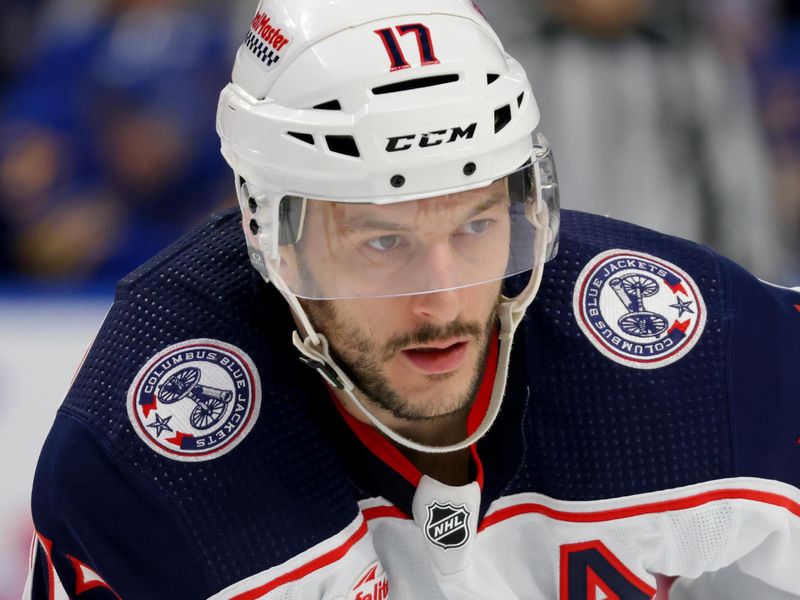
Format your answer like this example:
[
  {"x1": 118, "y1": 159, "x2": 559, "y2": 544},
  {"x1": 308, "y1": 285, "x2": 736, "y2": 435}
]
[{"x1": 239, "y1": 177, "x2": 304, "y2": 247}]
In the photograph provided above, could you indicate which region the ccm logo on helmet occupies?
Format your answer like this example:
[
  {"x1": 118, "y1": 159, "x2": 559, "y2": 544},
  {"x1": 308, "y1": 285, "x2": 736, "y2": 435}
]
[{"x1": 386, "y1": 123, "x2": 477, "y2": 152}]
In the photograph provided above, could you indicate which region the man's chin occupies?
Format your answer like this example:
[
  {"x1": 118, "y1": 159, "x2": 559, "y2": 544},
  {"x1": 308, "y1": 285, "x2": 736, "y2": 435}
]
[
  {"x1": 388, "y1": 363, "x2": 464, "y2": 393},
  {"x1": 421, "y1": 371, "x2": 459, "y2": 383},
  {"x1": 376, "y1": 399, "x2": 472, "y2": 423},
  {"x1": 380, "y1": 381, "x2": 475, "y2": 421}
]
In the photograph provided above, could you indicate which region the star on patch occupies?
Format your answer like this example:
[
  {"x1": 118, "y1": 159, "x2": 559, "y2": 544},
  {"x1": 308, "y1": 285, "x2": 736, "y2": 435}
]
[
  {"x1": 670, "y1": 297, "x2": 695, "y2": 318},
  {"x1": 147, "y1": 413, "x2": 174, "y2": 437}
]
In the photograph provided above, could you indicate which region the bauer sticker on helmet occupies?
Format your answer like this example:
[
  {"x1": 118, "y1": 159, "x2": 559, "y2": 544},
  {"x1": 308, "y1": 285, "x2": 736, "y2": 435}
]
[{"x1": 245, "y1": 7, "x2": 292, "y2": 69}]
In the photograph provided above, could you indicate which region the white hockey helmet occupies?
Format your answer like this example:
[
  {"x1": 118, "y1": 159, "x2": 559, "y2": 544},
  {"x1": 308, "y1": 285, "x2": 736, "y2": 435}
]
[
  {"x1": 216, "y1": 0, "x2": 559, "y2": 452},
  {"x1": 217, "y1": 0, "x2": 559, "y2": 301}
]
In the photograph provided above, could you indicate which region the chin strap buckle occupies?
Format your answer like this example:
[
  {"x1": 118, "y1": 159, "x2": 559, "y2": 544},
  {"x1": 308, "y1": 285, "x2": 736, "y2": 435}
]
[
  {"x1": 297, "y1": 354, "x2": 345, "y2": 390},
  {"x1": 292, "y1": 331, "x2": 352, "y2": 391}
]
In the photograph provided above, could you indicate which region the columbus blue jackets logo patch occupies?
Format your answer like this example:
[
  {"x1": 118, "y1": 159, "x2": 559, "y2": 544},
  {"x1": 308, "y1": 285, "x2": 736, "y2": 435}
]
[
  {"x1": 573, "y1": 250, "x2": 706, "y2": 369},
  {"x1": 424, "y1": 501, "x2": 471, "y2": 550},
  {"x1": 127, "y1": 339, "x2": 261, "y2": 461}
]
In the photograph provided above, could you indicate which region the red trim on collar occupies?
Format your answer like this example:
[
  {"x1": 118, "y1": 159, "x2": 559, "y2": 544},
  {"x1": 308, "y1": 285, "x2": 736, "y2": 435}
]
[
  {"x1": 466, "y1": 329, "x2": 498, "y2": 489},
  {"x1": 333, "y1": 399, "x2": 423, "y2": 486},
  {"x1": 330, "y1": 332, "x2": 498, "y2": 489}
]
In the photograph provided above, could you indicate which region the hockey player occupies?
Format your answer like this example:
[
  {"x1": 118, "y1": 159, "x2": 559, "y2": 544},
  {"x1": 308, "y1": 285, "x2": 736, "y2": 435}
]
[{"x1": 26, "y1": 0, "x2": 800, "y2": 598}]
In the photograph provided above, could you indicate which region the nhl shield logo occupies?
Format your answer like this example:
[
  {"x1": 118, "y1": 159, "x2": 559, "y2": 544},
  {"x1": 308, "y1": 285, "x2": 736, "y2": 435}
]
[
  {"x1": 573, "y1": 250, "x2": 707, "y2": 369},
  {"x1": 127, "y1": 339, "x2": 261, "y2": 462},
  {"x1": 424, "y1": 501, "x2": 471, "y2": 550}
]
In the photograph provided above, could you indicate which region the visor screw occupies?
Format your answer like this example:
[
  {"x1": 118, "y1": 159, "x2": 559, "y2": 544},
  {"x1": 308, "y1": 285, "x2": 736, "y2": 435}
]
[
  {"x1": 248, "y1": 197, "x2": 257, "y2": 213},
  {"x1": 390, "y1": 174, "x2": 405, "y2": 188},
  {"x1": 463, "y1": 162, "x2": 477, "y2": 176},
  {"x1": 249, "y1": 219, "x2": 260, "y2": 235}
]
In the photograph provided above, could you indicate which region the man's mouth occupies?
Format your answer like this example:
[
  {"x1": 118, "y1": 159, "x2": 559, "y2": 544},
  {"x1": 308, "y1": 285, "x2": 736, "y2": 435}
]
[{"x1": 400, "y1": 340, "x2": 469, "y2": 374}]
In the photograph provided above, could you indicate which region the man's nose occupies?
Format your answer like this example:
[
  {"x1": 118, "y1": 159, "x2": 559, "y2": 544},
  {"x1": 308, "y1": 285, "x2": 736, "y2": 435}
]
[
  {"x1": 409, "y1": 243, "x2": 461, "y2": 322},
  {"x1": 409, "y1": 287, "x2": 461, "y2": 322}
]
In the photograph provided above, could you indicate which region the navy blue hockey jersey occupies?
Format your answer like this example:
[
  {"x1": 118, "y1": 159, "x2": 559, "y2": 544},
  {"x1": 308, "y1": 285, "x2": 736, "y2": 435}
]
[{"x1": 26, "y1": 209, "x2": 800, "y2": 599}]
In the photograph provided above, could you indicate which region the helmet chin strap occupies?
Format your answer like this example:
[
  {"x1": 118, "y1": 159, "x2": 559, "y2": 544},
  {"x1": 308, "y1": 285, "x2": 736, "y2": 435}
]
[{"x1": 271, "y1": 202, "x2": 551, "y2": 454}]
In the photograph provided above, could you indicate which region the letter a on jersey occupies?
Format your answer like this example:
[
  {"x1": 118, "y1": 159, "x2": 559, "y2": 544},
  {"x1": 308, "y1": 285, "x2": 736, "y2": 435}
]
[{"x1": 559, "y1": 541, "x2": 655, "y2": 600}]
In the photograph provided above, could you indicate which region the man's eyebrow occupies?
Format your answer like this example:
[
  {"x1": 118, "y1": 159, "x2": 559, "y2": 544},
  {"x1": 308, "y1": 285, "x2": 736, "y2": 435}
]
[
  {"x1": 342, "y1": 216, "x2": 413, "y2": 232},
  {"x1": 465, "y1": 194, "x2": 507, "y2": 219},
  {"x1": 342, "y1": 194, "x2": 507, "y2": 232}
]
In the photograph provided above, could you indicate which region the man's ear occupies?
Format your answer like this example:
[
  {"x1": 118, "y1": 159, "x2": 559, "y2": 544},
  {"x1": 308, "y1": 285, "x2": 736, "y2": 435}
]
[{"x1": 276, "y1": 244, "x2": 302, "y2": 292}]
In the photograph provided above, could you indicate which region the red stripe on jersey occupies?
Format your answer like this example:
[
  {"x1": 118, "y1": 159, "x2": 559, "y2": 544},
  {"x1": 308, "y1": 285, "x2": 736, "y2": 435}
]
[
  {"x1": 470, "y1": 444, "x2": 485, "y2": 490},
  {"x1": 479, "y1": 488, "x2": 800, "y2": 531},
  {"x1": 34, "y1": 532, "x2": 55, "y2": 600},
  {"x1": 466, "y1": 329, "x2": 498, "y2": 490},
  {"x1": 653, "y1": 574, "x2": 678, "y2": 599},
  {"x1": 362, "y1": 505, "x2": 410, "y2": 521},
  {"x1": 230, "y1": 519, "x2": 370, "y2": 600},
  {"x1": 66, "y1": 555, "x2": 121, "y2": 599}
]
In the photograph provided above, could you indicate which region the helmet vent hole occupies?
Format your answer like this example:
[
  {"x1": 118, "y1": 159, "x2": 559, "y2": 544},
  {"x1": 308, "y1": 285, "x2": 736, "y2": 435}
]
[
  {"x1": 494, "y1": 104, "x2": 512, "y2": 133},
  {"x1": 487, "y1": 73, "x2": 500, "y2": 84},
  {"x1": 287, "y1": 131, "x2": 315, "y2": 145},
  {"x1": 325, "y1": 135, "x2": 360, "y2": 157},
  {"x1": 517, "y1": 92, "x2": 524, "y2": 107},
  {"x1": 372, "y1": 74, "x2": 459, "y2": 95},
  {"x1": 313, "y1": 100, "x2": 342, "y2": 110}
]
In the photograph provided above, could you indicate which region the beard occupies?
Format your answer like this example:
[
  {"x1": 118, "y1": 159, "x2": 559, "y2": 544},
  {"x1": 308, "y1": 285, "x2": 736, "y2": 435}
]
[{"x1": 299, "y1": 298, "x2": 498, "y2": 421}]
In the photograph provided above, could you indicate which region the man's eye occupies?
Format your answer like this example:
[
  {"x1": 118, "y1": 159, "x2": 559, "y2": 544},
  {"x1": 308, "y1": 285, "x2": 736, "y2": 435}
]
[
  {"x1": 366, "y1": 235, "x2": 402, "y2": 251},
  {"x1": 458, "y1": 219, "x2": 493, "y2": 235}
]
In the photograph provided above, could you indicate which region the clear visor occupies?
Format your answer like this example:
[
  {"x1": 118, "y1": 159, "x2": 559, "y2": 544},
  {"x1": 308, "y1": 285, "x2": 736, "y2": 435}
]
[{"x1": 268, "y1": 136, "x2": 559, "y2": 300}]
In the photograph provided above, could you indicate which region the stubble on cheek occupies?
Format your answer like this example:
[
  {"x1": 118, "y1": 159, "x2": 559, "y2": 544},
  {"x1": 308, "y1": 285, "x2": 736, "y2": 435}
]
[{"x1": 298, "y1": 297, "x2": 498, "y2": 421}]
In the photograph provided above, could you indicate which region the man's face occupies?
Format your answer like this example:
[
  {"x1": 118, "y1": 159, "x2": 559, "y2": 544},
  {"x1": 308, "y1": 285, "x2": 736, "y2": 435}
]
[
  {"x1": 300, "y1": 282, "x2": 501, "y2": 421},
  {"x1": 289, "y1": 181, "x2": 511, "y2": 420}
]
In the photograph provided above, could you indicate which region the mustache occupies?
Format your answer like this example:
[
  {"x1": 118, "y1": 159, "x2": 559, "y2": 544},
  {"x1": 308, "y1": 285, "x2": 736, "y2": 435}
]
[{"x1": 382, "y1": 320, "x2": 485, "y2": 360}]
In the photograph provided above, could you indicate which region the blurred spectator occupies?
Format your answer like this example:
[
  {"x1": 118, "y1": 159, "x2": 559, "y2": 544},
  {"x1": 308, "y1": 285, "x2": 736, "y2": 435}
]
[
  {"x1": 753, "y1": 0, "x2": 800, "y2": 283},
  {"x1": 479, "y1": 0, "x2": 796, "y2": 283},
  {"x1": 696, "y1": 0, "x2": 776, "y2": 63},
  {"x1": 0, "y1": 0, "x2": 47, "y2": 90},
  {"x1": 0, "y1": 0, "x2": 235, "y2": 286}
]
